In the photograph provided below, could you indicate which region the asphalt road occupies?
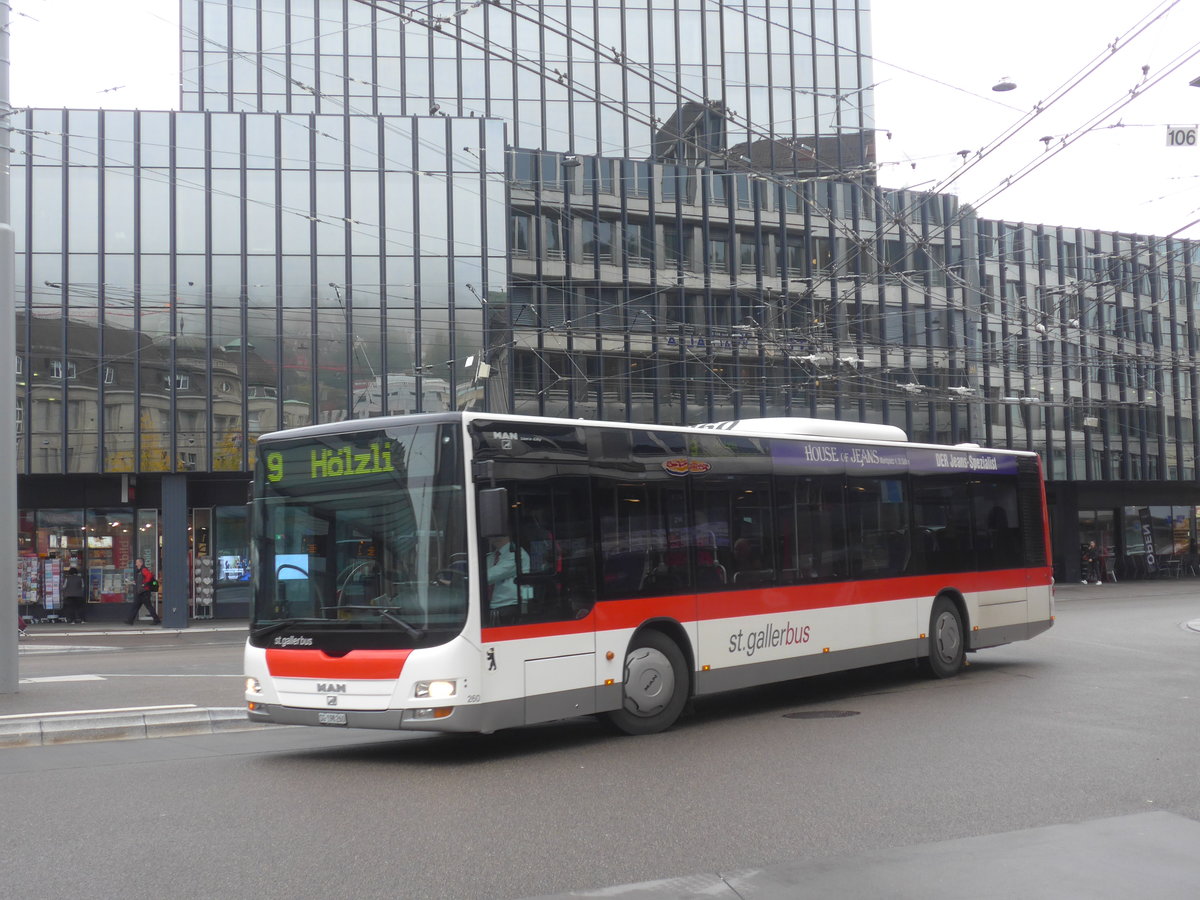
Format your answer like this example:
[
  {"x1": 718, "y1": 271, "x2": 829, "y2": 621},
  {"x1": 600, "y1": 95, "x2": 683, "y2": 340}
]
[
  {"x1": 2, "y1": 583, "x2": 1198, "y2": 899},
  {"x1": 7, "y1": 624, "x2": 247, "y2": 715}
]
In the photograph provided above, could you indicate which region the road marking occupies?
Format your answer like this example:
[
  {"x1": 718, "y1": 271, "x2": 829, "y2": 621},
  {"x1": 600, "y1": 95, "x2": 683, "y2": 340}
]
[
  {"x1": 0, "y1": 704, "x2": 199, "y2": 721},
  {"x1": 18, "y1": 674, "x2": 107, "y2": 684},
  {"x1": 19, "y1": 648, "x2": 118, "y2": 654},
  {"x1": 95, "y1": 673, "x2": 245, "y2": 678}
]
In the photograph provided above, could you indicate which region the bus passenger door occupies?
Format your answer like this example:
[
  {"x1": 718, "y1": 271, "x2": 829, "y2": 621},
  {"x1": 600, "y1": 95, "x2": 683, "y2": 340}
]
[{"x1": 485, "y1": 472, "x2": 598, "y2": 726}]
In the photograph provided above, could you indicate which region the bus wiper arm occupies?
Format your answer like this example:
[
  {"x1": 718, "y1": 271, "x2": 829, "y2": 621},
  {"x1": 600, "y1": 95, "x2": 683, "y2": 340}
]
[
  {"x1": 251, "y1": 618, "x2": 308, "y2": 641},
  {"x1": 380, "y1": 609, "x2": 424, "y2": 641}
]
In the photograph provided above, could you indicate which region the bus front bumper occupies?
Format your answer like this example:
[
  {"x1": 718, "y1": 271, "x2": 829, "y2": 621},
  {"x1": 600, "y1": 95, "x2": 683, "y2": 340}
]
[{"x1": 246, "y1": 699, "x2": 518, "y2": 733}]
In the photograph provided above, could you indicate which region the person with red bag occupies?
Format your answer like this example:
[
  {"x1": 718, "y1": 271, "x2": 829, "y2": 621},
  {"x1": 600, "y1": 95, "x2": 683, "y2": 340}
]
[{"x1": 125, "y1": 557, "x2": 162, "y2": 626}]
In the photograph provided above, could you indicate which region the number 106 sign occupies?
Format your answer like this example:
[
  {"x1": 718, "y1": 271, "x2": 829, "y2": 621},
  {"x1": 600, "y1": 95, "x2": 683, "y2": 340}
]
[{"x1": 1167, "y1": 126, "x2": 1197, "y2": 147}]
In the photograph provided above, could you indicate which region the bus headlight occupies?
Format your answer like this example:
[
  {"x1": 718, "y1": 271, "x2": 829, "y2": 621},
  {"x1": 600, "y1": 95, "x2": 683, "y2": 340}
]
[
  {"x1": 245, "y1": 677, "x2": 262, "y2": 695},
  {"x1": 414, "y1": 679, "x2": 457, "y2": 699}
]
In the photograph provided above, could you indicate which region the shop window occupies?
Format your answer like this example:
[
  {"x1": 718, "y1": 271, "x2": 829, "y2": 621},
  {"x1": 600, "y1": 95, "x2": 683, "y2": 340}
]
[
  {"x1": 215, "y1": 504, "x2": 251, "y2": 600},
  {"x1": 85, "y1": 510, "x2": 135, "y2": 604},
  {"x1": 20, "y1": 510, "x2": 85, "y2": 616}
]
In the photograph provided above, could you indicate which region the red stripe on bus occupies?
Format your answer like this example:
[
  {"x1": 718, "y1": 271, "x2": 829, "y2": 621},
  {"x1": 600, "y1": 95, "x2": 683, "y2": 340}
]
[
  {"x1": 265, "y1": 649, "x2": 411, "y2": 679},
  {"x1": 480, "y1": 567, "x2": 1051, "y2": 641}
]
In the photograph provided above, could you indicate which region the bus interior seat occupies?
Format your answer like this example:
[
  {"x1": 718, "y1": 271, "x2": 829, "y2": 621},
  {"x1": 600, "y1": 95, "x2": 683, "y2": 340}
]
[
  {"x1": 732, "y1": 568, "x2": 775, "y2": 586},
  {"x1": 603, "y1": 550, "x2": 648, "y2": 596},
  {"x1": 695, "y1": 563, "x2": 727, "y2": 589}
]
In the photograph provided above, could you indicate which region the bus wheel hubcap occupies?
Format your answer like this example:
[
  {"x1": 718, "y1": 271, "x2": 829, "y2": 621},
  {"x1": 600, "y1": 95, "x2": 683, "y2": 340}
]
[
  {"x1": 934, "y1": 611, "x2": 961, "y2": 664},
  {"x1": 624, "y1": 647, "x2": 675, "y2": 717}
]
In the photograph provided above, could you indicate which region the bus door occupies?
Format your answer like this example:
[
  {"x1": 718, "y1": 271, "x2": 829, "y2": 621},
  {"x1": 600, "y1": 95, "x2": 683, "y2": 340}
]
[{"x1": 480, "y1": 470, "x2": 597, "y2": 725}]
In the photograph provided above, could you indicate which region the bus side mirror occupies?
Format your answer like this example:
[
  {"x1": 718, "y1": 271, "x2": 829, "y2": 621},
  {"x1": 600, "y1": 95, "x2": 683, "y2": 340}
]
[{"x1": 478, "y1": 487, "x2": 510, "y2": 538}]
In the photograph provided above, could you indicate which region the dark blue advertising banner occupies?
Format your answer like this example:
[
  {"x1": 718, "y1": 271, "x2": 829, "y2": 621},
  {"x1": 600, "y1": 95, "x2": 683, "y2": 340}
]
[
  {"x1": 772, "y1": 440, "x2": 909, "y2": 475},
  {"x1": 907, "y1": 447, "x2": 1020, "y2": 475},
  {"x1": 771, "y1": 440, "x2": 1020, "y2": 477}
]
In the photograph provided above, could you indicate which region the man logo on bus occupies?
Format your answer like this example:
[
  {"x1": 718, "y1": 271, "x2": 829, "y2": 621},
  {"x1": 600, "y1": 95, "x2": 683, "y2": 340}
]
[{"x1": 318, "y1": 683, "x2": 347, "y2": 693}]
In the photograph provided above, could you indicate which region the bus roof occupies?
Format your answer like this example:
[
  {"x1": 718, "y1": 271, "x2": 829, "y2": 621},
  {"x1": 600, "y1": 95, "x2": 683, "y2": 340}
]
[
  {"x1": 259, "y1": 411, "x2": 1038, "y2": 459},
  {"x1": 696, "y1": 417, "x2": 908, "y2": 442}
]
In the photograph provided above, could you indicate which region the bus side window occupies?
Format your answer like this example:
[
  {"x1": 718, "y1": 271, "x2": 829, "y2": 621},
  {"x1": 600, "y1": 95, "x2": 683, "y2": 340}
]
[
  {"x1": 508, "y1": 476, "x2": 595, "y2": 623},
  {"x1": 971, "y1": 478, "x2": 1022, "y2": 570},
  {"x1": 912, "y1": 474, "x2": 975, "y2": 574}
]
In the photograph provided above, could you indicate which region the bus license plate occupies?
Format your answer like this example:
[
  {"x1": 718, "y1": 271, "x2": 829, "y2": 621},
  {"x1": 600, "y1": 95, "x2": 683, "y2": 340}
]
[{"x1": 318, "y1": 712, "x2": 347, "y2": 726}]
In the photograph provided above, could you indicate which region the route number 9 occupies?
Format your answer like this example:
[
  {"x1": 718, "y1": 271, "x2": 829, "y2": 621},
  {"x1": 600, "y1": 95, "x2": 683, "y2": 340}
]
[{"x1": 266, "y1": 451, "x2": 284, "y2": 482}]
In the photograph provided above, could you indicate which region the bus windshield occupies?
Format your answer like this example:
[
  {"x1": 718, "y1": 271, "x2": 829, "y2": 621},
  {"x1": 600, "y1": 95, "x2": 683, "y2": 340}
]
[{"x1": 249, "y1": 422, "x2": 467, "y2": 650}]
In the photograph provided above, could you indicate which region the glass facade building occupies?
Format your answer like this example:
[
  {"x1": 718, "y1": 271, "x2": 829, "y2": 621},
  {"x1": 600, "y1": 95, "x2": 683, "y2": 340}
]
[
  {"x1": 12, "y1": 0, "x2": 1200, "y2": 619},
  {"x1": 182, "y1": 0, "x2": 874, "y2": 170},
  {"x1": 14, "y1": 106, "x2": 505, "y2": 617}
]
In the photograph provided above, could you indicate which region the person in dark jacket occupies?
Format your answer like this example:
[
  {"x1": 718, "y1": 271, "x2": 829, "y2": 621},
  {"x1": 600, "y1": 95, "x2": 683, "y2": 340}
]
[
  {"x1": 61, "y1": 566, "x2": 87, "y2": 624},
  {"x1": 125, "y1": 557, "x2": 162, "y2": 625}
]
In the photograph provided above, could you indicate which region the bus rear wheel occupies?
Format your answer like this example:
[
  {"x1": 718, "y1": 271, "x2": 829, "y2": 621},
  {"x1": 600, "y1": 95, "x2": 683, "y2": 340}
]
[
  {"x1": 606, "y1": 631, "x2": 689, "y2": 735},
  {"x1": 925, "y1": 595, "x2": 965, "y2": 678}
]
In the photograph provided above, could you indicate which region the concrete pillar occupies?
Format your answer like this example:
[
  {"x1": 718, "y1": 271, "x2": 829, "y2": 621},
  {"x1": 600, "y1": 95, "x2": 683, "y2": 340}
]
[
  {"x1": 0, "y1": 0, "x2": 18, "y2": 693},
  {"x1": 161, "y1": 474, "x2": 189, "y2": 629}
]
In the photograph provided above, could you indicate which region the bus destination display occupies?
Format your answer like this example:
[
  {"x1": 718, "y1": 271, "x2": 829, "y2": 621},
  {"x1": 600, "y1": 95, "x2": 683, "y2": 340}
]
[{"x1": 264, "y1": 440, "x2": 396, "y2": 486}]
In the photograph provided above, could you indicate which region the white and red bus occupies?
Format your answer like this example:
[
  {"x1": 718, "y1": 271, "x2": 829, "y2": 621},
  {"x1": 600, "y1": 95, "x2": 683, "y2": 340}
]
[{"x1": 244, "y1": 413, "x2": 1053, "y2": 735}]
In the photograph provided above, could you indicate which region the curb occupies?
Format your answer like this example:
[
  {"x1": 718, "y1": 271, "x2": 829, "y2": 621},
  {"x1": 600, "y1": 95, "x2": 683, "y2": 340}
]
[{"x1": 0, "y1": 706, "x2": 266, "y2": 749}]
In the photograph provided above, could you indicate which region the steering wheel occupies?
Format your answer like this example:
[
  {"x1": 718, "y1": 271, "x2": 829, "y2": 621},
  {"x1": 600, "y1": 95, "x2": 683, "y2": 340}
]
[
  {"x1": 275, "y1": 563, "x2": 326, "y2": 616},
  {"x1": 433, "y1": 569, "x2": 466, "y2": 588}
]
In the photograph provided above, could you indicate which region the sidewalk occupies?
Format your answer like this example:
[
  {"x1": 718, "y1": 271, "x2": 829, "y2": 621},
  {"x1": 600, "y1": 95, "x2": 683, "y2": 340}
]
[
  {"x1": 529, "y1": 812, "x2": 1200, "y2": 899},
  {"x1": 2, "y1": 619, "x2": 263, "y2": 749}
]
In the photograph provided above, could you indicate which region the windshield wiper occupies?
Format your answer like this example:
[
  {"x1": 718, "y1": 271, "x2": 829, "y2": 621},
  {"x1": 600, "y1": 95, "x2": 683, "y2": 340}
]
[
  {"x1": 251, "y1": 618, "x2": 312, "y2": 641},
  {"x1": 380, "y1": 609, "x2": 425, "y2": 641}
]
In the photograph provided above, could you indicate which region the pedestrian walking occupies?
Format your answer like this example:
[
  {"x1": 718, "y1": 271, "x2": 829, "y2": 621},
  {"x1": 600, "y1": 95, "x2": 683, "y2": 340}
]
[
  {"x1": 61, "y1": 566, "x2": 87, "y2": 624},
  {"x1": 125, "y1": 557, "x2": 162, "y2": 625},
  {"x1": 1080, "y1": 541, "x2": 1102, "y2": 585}
]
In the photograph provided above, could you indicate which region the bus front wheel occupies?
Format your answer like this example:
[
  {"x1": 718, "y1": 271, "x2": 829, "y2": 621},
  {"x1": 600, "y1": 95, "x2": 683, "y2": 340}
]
[
  {"x1": 606, "y1": 631, "x2": 689, "y2": 735},
  {"x1": 926, "y1": 595, "x2": 965, "y2": 678}
]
